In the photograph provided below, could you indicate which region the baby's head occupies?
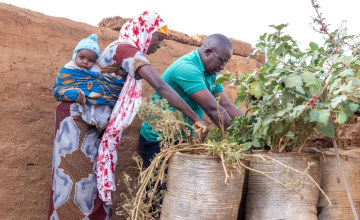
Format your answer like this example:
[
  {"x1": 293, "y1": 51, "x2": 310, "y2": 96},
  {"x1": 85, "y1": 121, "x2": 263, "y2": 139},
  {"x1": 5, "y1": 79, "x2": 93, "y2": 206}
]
[{"x1": 73, "y1": 34, "x2": 100, "y2": 70}]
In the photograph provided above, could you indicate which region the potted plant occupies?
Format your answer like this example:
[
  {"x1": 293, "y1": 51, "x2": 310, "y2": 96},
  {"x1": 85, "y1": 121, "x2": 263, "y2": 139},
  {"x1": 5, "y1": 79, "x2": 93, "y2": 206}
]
[{"x1": 215, "y1": 0, "x2": 360, "y2": 218}]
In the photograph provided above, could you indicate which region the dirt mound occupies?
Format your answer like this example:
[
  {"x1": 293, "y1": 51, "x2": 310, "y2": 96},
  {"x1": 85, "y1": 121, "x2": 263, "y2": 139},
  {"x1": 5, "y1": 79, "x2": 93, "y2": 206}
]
[
  {"x1": 249, "y1": 51, "x2": 266, "y2": 64},
  {"x1": 306, "y1": 116, "x2": 360, "y2": 149},
  {"x1": 98, "y1": 16, "x2": 130, "y2": 31},
  {"x1": 99, "y1": 16, "x2": 257, "y2": 57},
  {"x1": 168, "y1": 30, "x2": 202, "y2": 46}
]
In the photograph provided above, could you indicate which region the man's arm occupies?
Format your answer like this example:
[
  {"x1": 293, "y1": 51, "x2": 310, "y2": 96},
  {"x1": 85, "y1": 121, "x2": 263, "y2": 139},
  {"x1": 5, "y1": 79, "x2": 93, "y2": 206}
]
[
  {"x1": 213, "y1": 92, "x2": 244, "y2": 119},
  {"x1": 189, "y1": 89, "x2": 232, "y2": 129}
]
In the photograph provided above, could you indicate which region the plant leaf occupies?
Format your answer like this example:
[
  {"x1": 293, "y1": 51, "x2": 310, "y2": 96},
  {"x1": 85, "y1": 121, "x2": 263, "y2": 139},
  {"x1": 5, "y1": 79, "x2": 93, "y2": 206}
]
[
  {"x1": 259, "y1": 33, "x2": 267, "y2": 41},
  {"x1": 282, "y1": 92, "x2": 296, "y2": 104},
  {"x1": 275, "y1": 43, "x2": 286, "y2": 55},
  {"x1": 330, "y1": 95, "x2": 347, "y2": 108},
  {"x1": 253, "y1": 117, "x2": 262, "y2": 134},
  {"x1": 237, "y1": 85, "x2": 246, "y2": 96},
  {"x1": 319, "y1": 109, "x2": 331, "y2": 125},
  {"x1": 283, "y1": 74, "x2": 303, "y2": 88},
  {"x1": 349, "y1": 103, "x2": 359, "y2": 112},
  {"x1": 295, "y1": 86, "x2": 306, "y2": 94},
  {"x1": 234, "y1": 97, "x2": 241, "y2": 109},
  {"x1": 346, "y1": 77, "x2": 360, "y2": 86},
  {"x1": 269, "y1": 23, "x2": 288, "y2": 31},
  {"x1": 354, "y1": 60, "x2": 360, "y2": 65},
  {"x1": 301, "y1": 71, "x2": 322, "y2": 88},
  {"x1": 253, "y1": 139, "x2": 261, "y2": 147},
  {"x1": 309, "y1": 110, "x2": 322, "y2": 123},
  {"x1": 263, "y1": 115, "x2": 274, "y2": 126},
  {"x1": 222, "y1": 73, "x2": 233, "y2": 78},
  {"x1": 244, "y1": 142, "x2": 253, "y2": 150},
  {"x1": 250, "y1": 81, "x2": 265, "y2": 98},
  {"x1": 290, "y1": 105, "x2": 307, "y2": 118},
  {"x1": 329, "y1": 78, "x2": 341, "y2": 93},
  {"x1": 286, "y1": 131, "x2": 294, "y2": 139},
  {"x1": 275, "y1": 123, "x2": 284, "y2": 134},
  {"x1": 215, "y1": 77, "x2": 229, "y2": 85},
  {"x1": 316, "y1": 123, "x2": 335, "y2": 138},
  {"x1": 309, "y1": 42, "x2": 319, "y2": 51},
  {"x1": 337, "y1": 111, "x2": 347, "y2": 125},
  {"x1": 330, "y1": 67, "x2": 345, "y2": 80},
  {"x1": 309, "y1": 85, "x2": 321, "y2": 95},
  {"x1": 338, "y1": 68, "x2": 354, "y2": 78}
]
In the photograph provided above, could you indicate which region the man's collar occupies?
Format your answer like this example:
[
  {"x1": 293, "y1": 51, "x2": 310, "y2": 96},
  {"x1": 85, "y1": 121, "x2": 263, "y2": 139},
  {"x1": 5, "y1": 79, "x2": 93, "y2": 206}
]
[{"x1": 194, "y1": 49, "x2": 207, "y2": 75}]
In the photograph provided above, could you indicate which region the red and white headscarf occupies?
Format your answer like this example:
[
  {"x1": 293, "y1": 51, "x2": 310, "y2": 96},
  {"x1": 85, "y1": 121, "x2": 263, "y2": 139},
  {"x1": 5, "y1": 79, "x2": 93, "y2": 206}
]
[
  {"x1": 97, "y1": 11, "x2": 167, "y2": 205},
  {"x1": 107, "y1": 11, "x2": 168, "y2": 54}
]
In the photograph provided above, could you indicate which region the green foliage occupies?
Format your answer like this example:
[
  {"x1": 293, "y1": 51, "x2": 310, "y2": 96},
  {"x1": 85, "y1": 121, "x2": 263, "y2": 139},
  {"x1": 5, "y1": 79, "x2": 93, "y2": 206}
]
[
  {"x1": 206, "y1": 115, "x2": 256, "y2": 150},
  {"x1": 216, "y1": 2, "x2": 360, "y2": 152}
]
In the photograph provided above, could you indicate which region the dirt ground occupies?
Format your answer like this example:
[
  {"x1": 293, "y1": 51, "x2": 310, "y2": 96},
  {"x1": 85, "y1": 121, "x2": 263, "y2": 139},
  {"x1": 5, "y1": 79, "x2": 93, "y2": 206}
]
[{"x1": 0, "y1": 3, "x2": 357, "y2": 220}]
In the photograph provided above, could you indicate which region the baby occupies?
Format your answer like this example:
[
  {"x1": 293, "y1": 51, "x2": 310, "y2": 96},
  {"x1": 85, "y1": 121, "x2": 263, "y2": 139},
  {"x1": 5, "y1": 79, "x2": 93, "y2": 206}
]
[{"x1": 53, "y1": 34, "x2": 122, "y2": 107}]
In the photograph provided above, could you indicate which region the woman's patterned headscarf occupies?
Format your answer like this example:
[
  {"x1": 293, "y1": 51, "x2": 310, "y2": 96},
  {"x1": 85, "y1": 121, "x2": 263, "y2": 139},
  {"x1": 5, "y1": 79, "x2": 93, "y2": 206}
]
[{"x1": 117, "y1": 11, "x2": 168, "y2": 54}]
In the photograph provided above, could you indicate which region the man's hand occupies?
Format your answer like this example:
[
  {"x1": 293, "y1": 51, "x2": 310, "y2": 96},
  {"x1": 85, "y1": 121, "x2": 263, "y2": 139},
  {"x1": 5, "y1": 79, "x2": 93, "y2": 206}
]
[
  {"x1": 75, "y1": 89, "x2": 87, "y2": 105},
  {"x1": 214, "y1": 92, "x2": 244, "y2": 118},
  {"x1": 190, "y1": 89, "x2": 232, "y2": 129},
  {"x1": 193, "y1": 121, "x2": 209, "y2": 143}
]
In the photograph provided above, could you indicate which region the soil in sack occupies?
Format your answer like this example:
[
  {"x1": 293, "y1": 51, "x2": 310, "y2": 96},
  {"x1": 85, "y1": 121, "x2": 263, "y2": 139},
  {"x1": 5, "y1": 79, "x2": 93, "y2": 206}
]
[
  {"x1": 160, "y1": 152, "x2": 245, "y2": 220},
  {"x1": 317, "y1": 148, "x2": 360, "y2": 219},
  {"x1": 245, "y1": 152, "x2": 321, "y2": 220}
]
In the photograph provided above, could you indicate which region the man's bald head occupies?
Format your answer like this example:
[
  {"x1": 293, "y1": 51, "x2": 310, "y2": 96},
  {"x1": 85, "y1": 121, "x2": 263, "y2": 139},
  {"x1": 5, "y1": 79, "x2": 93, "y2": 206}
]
[{"x1": 202, "y1": 34, "x2": 233, "y2": 52}]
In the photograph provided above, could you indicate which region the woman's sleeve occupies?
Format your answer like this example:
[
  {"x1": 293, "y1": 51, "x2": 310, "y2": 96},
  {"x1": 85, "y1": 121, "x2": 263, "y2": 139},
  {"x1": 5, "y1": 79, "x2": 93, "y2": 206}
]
[{"x1": 113, "y1": 44, "x2": 150, "y2": 77}]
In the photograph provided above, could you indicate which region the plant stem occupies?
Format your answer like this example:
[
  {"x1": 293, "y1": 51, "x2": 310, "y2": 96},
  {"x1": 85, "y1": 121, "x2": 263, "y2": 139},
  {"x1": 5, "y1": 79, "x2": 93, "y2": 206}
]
[
  {"x1": 297, "y1": 127, "x2": 315, "y2": 153},
  {"x1": 332, "y1": 138, "x2": 359, "y2": 220},
  {"x1": 278, "y1": 136, "x2": 287, "y2": 153},
  {"x1": 218, "y1": 153, "x2": 230, "y2": 183},
  {"x1": 238, "y1": 160, "x2": 287, "y2": 188}
]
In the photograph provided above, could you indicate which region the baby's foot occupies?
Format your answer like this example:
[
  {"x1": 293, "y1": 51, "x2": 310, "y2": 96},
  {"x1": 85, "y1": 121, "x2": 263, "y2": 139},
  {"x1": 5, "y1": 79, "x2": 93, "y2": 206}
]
[{"x1": 75, "y1": 89, "x2": 86, "y2": 105}]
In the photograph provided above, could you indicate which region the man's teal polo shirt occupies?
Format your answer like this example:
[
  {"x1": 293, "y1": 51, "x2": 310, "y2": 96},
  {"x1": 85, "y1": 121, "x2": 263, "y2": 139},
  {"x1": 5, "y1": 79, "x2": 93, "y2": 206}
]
[{"x1": 140, "y1": 49, "x2": 224, "y2": 142}]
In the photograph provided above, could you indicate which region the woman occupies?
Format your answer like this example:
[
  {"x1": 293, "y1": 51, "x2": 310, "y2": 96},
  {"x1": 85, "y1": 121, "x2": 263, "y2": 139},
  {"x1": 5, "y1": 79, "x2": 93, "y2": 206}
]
[{"x1": 48, "y1": 11, "x2": 207, "y2": 219}]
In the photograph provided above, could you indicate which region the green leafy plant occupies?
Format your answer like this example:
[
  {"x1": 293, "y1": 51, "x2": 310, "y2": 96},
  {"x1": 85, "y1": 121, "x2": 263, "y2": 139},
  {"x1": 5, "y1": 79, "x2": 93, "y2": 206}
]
[{"x1": 216, "y1": 0, "x2": 360, "y2": 153}]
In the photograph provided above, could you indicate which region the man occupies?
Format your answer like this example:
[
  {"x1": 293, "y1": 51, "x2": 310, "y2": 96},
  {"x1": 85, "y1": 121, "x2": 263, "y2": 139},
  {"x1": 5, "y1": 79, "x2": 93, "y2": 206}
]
[{"x1": 139, "y1": 34, "x2": 243, "y2": 167}]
